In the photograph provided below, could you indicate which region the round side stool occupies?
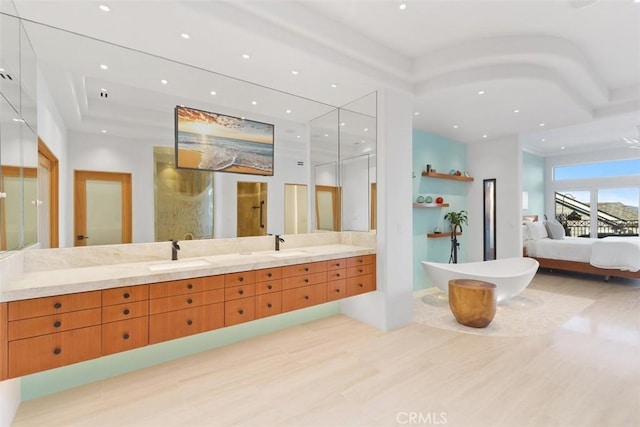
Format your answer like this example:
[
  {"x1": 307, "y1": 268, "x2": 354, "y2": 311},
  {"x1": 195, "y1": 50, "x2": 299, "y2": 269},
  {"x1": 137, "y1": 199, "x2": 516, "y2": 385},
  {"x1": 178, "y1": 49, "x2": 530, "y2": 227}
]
[{"x1": 448, "y1": 279, "x2": 497, "y2": 328}]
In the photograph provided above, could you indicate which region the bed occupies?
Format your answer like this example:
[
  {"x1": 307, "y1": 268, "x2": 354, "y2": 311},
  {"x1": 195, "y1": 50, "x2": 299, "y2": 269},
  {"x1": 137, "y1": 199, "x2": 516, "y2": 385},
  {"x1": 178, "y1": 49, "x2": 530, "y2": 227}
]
[{"x1": 523, "y1": 219, "x2": 640, "y2": 280}]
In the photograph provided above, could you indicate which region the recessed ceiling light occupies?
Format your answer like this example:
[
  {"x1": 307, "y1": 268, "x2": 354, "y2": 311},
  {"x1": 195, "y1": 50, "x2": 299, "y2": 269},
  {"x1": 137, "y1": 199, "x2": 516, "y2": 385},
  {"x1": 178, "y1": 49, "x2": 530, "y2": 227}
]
[
  {"x1": 252, "y1": 101, "x2": 257, "y2": 105},
  {"x1": 364, "y1": 128, "x2": 368, "y2": 132},
  {"x1": 541, "y1": 138, "x2": 546, "y2": 142},
  {"x1": 101, "y1": 129, "x2": 107, "y2": 134},
  {"x1": 210, "y1": 90, "x2": 217, "y2": 96},
  {"x1": 539, "y1": 123, "x2": 545, "y2": 127},
  {"x1": 478, "y1": 90, "x2": 485, "y2": 95},
  {"x1": 297, "y1": 135, "x2": 301, "y2": 139},
  {"x1": 161, "y1": 79, "x2": 168, "y2": 85},
  {"x1": 181, "y1": 33, "x2": 190, "y2": 39},
  {"x1": 324, "y1": 134, "x2": 329, "y2": 137},
  {"x1": 482, "y1": 134, "x2": 488, "y2": 138},
  {"x1": 286, "y1": 109, "x2": 291, "y2": 114},
  {"x1": 291, "y1": 70, "x2": 299, "y2": 75},
  {"x1": 331, "y1": 83, "x2": 337, "y2": 88},
  {"x1": 12, "y1": 118, "x2": 24, "y2": 123},
  {"x1": 561, "y1": 146, "x2": 565, "y2": 150},
  {"x1": 399, "y1": 3, "x2": 407, "y2": 10},
  {"x1": 513, "y1": 109, "x2": 520, "y2": 113},
  {"x1": 0, "y1": 67, "x2": 5, "y2": 72},
  {"x1": 100, "y1": 87, "x2": 107, "y2": 92},
  {"x1": 242, "y1": 53, "x2": 250, "y2": 59},
  {"x1": 414, "y1": 112, "x2": 420, "y2": 116},
  {"x1": 453, "y1": 125, "x2": 459, "y2": 129},
  {"x1": 100, "y1": 64, "x2": 108, "y2": 70},
  {"x1": 340, "y1": 122, "x2": 346, "y2": 126},
  {"x1": 99, "y1": 4, "x2": 110, "y2": 12}
]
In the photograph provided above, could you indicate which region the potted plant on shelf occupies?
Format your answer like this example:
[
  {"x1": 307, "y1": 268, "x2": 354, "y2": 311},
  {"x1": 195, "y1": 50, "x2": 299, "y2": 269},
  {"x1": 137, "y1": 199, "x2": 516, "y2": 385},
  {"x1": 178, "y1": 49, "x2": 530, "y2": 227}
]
[{"x1": 444, "y1": 210, "x2": 468, "y2": 264}]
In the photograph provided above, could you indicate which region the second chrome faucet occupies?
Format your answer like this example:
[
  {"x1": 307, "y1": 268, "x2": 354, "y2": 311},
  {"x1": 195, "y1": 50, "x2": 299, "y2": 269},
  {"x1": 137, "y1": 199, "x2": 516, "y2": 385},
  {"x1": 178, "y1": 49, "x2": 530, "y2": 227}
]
[{"x1": 275, "y1": 234, "x2": 285, "y2": 251}]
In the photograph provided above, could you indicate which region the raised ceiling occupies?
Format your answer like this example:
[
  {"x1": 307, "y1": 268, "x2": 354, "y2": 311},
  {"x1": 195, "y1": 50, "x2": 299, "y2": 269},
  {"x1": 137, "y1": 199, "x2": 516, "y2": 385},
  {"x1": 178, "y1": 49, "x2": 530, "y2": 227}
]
[{"x1": 10, "y1": 0, "x2": 640, "y2": 157}]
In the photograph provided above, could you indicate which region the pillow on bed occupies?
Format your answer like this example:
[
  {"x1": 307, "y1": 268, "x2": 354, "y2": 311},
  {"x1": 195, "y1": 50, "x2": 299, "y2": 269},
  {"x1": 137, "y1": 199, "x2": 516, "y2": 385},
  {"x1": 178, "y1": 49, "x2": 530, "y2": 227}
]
[
  {"x1": 524, "y1": 221, "x2": 548, "y2": 240},
  {"x1": 544, "y1": 219, "x2": 565, "y2": 240}
]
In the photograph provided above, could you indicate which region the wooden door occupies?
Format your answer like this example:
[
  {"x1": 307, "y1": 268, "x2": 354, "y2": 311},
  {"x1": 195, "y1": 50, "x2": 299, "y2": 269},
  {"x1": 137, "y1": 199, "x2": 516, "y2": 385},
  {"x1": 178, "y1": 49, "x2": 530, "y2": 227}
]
[
  {"x1": 38, "y1": 138, "x2": 59, "y2": 248},
  {"x1": 74, "y1": 170, "x2": 132, "y2": 246}
]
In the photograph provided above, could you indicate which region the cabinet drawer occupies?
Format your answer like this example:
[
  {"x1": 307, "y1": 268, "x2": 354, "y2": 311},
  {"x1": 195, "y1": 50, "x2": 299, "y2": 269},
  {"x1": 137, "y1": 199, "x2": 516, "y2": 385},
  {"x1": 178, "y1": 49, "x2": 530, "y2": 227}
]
[
  {"x1": 224, "y1": 271, "x2": 255, "y2": 287},
  {"x1": 255, "y1": 279, "x2": 282, "y2": 295},
  {"x1": 282, "y1": 261, "x2": 327, "y2": 278},
  {"x1": 1, "y1": 303, "x2": 7, "y2": 381},
  {"x1": 102, "y1": 317, "x2": 149, "y2": 356},
  {"x1": 255, "y1": 294, "x2": 282, "y2": 319},
  {"x1": 327, "y1": 268, "x2": 346, "y2": 281},
  {"x1": 8, "y1": 308, "x2": 101, "y2": 341},
  {"x1": 8, "y1": 291, "x2": 101, "y2": 321},
  {"x1": 282, "y1": 283, "x2": 327, "y2": 312},
  {"x1": 149, "y1": 277, "x2": 215, "y2": 299},
  {"x1": 224, "y1": 298, "x2": 256, "y2": 326},
  {"x1": 255, "y1": 267, "x2": 282, "y2": 282},
  {"x1": 102, "y1": 285, "x2": 149, "y2": 306},
  {"x1": 102, "y1": 300, "x2": 149, "y2": 323},
  {"x1": 8, "y1": 325, "x2": 102, "y2": 378},
  {"x1": 149, "y1": 303, "x2": 224, "y2": 344},
  {"x1": 225, "y1": 284, "x2": 255, "y2": 301},
  {"x1": 346, "y1": 263, "x2": 374, "y2": 278},
  {"x1": 346, "y1": 274, "x2": 376, "y2": 297},
  {"x1": 327, "y1": 258, "x2": 346, "y2": 271},
  {"x1": 327, "y1": 280, "x2": 346, "y2": 302},
  {"x1": 149, "y1": 289, "x2": 224, "y2": 315},
  {"x1": 346, "y1": 255, "x2": 374, "y2": 268},
  {"x1": 282, "y1": 272, "x2": 326, "y2": 290}
]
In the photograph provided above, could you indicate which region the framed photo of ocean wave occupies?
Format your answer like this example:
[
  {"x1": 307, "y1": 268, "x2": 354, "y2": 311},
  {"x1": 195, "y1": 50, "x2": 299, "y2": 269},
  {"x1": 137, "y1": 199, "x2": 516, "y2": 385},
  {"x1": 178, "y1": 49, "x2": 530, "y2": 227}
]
[{"x1": 175, "y1": 105, "x2": 274, "y2": 176}]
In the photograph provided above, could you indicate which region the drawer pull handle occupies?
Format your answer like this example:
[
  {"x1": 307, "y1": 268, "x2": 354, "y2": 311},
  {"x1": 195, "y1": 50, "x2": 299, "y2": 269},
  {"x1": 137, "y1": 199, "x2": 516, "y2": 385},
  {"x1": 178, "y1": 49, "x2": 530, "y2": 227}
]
[
  {"x1": 335, "y1": 289, "x2": 340, "y2": 293},
  {"x1": 238, "y1": 289, "x2": 244, "y2": 295},
  {"x1": 123, "y1": 292, "x2": 130, "y2": 299},
  {"x1": 187, "y1": 320, "x2": 193, "y2": 326},
  {"x1": 304, "y1": 279, "x2": 309, "y2": 283},
  {"x1": 304, "y1": 267, "x2": 309, "y2": 272},
  {"x1": 359, "y1": 269, "x2": 363, "y2": 273},
  {"x1": 267, "y1": 285, "x2": 272, "y2": 290},
  {"x1": 53, "y1": 321, "x2": 62, "y2": 328},
  {"x1": 187, "y1": 298, "x2": 193, "y2": 304},
  {"x1": 267, "y1": 303, "x2": 272, "y2": 308},
  {"x1": 358, "y1": 283, "x2": 364, "y2": 288},
  {"x1": 334, "y1": 263, "x2": 340, "y2": 267},
  {"x1": 239, "y1": 276, "x2": 244, "y2": 282},
  {"x1": 53, "y1": 348, "x2": 61, "y2": 355},
  {"x1": 187, "y1": 283, "x2": 193, "y2": 290},
  {"x1": 336, "y1": 273, "x2": 340, "y2": 277},
  {"x1": 54, "y1": 302, "x2": 62, "y2": 309},
  {"x1": 123, "y1": 333, "x2": 130, "y2": 340},
  {"x1": 304, "y1": 295, "x2": 309, "y2": 300},
  {"x1": 123, "y1": 309, "x2": 130, "y2": 315},
  {"x1": 267, "y1": 272, "x2": 272, "y2": 278},
  {"x1": 238, "y1": 309, "x2": 244, "y2": 315}
]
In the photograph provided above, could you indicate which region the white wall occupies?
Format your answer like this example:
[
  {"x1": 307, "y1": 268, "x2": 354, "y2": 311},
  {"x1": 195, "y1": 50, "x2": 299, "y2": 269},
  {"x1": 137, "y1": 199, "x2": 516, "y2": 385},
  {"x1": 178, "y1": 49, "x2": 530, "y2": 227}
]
[
  {"x1": 467, "y1": 136, "x2": 523, "y2": 261},
  {"x1": 341, "y1": 154, "x2": 370, "y2": 231}
]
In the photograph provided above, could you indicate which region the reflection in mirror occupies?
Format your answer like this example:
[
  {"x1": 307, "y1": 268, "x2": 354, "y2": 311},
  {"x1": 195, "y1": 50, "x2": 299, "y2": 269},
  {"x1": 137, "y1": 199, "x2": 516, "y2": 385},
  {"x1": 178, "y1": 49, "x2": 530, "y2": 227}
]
[
  {"x1": 284, "y1": 183, "x2": 308, "y2": 234},
  {"x1": 237, "y1": 182, "x2": 268, "y2": 237},
  {"x1": 310, "y1": 108, "x2": 340, "y2": 231},
  {"x1": 154, "y1": 147, "x2": 214, "y2": 241}
]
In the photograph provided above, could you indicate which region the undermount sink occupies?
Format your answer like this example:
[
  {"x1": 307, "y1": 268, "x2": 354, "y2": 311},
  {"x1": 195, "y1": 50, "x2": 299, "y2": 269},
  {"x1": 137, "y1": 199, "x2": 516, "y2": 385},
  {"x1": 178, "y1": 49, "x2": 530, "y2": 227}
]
[
  {"x1": 148, "y1": 259, "x2": 210, "y2": 271},
  {"x1": 269, "y1": 250, "x2": 309, "y2": 258}
]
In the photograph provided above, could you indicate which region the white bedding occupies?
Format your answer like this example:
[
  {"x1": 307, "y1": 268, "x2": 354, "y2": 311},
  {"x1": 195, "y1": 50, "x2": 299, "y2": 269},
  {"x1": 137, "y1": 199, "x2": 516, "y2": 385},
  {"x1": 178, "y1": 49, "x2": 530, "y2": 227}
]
[
  {"x1": 591, "y1": 236, "x2": 640, "y2": 272},
  {"x1": 526, "y1": 236, "x2": 640, "y2": 272}
]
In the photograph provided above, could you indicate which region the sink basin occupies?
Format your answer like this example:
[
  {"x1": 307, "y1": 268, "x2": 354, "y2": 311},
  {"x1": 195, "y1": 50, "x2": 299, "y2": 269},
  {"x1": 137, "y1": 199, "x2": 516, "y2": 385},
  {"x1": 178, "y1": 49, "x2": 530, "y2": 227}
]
[
  {"x1": 148, "y1": 259, "x2": 209, "y2": 271},
  {"x1": 269, "y1": 250, "x2": 308, "y2": 258}
]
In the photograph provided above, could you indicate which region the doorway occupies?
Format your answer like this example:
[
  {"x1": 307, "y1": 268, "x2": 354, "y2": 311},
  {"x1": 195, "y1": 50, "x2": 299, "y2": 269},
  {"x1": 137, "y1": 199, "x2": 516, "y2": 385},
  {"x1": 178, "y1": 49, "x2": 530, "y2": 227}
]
[
  {"x1": 38, "y1": 138, "x2": 59, "y2": 248},
  {"x1": 315, "y1": 185, "x2": 341, "y2": 231},
  {"x1": 237, "y1": 181, "x2": 267, "y2": 237},
  {"x1": 74, "y1": 170, "x2": 132, "y2": 246},
  {"x1": 284, "y1": 183, "x2": 308, "y2": 234}
]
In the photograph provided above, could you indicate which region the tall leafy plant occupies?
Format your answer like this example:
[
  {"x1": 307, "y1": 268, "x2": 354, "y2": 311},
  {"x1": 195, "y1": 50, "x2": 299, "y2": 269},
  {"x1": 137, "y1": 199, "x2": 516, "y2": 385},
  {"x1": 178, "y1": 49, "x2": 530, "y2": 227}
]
[{"x1": 443, "y1": 210, "x2": 468, "y2": 263}]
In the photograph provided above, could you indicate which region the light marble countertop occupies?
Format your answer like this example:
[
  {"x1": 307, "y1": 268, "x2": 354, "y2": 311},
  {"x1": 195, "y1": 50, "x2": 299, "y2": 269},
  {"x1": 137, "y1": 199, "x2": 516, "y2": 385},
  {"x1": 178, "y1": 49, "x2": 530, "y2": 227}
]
[{"x1": 1, "y1": 244, "x2": 375, "y2": 302}]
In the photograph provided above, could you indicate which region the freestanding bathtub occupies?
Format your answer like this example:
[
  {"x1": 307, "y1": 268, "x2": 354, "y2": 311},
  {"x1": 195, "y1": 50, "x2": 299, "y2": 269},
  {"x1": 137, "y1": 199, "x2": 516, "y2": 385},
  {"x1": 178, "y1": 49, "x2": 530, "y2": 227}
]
[{"x1": 421, "y1": 257, "x2": 539, "y2": 303}]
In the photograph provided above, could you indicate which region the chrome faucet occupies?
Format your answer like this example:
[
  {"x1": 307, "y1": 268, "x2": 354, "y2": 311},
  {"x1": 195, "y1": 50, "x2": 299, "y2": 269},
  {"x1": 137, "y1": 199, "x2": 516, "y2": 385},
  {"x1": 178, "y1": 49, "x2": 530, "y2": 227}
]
[
  {"x1": 171, "y1": 239, "x2": 180, "y2": 260},
  {"x1": 275, "y1": 234, "x2": 285, "y2": 251}
]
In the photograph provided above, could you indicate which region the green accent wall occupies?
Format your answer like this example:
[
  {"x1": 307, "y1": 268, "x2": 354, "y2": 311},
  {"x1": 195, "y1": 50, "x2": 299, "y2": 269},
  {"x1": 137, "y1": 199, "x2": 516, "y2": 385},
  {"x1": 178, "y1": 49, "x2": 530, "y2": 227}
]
[
  {"x1": 21, "y1": 303, "x2": 339, "y2": 400},
  {"x1": 412, "y1": 130, "x2": 468, "y2": 290},
  {"x1": 522, "y1": 151, "x2": 546, "y2": 218}
]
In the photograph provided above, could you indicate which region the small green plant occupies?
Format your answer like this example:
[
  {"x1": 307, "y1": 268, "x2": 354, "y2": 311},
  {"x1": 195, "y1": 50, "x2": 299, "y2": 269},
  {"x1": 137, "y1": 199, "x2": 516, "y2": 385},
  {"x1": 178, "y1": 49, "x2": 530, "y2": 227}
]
[{"x1": 444, "y1": 210, "x2": 468, "y2": 234}]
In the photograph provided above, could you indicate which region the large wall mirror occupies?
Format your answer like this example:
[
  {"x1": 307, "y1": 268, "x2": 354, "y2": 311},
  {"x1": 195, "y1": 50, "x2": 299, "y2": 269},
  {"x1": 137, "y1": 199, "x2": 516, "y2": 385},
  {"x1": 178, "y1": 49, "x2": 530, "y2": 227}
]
[{"x1": 0, "y1": 12, "x2": 377, "y2": 254}]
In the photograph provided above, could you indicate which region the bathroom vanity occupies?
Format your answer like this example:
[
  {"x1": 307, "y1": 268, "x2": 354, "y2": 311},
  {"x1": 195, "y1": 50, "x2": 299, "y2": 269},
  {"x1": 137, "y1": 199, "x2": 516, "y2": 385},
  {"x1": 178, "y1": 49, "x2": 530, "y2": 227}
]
[{"x1": 0, "y1": 237, "x2": 376, "y2": 380}]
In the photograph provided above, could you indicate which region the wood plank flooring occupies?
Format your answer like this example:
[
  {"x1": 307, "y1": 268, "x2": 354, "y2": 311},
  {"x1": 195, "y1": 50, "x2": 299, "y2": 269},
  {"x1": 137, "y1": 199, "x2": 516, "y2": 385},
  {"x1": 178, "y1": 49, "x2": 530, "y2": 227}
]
[{"x1": 11, "y1": 271, "x2": 640, "y2": 426}]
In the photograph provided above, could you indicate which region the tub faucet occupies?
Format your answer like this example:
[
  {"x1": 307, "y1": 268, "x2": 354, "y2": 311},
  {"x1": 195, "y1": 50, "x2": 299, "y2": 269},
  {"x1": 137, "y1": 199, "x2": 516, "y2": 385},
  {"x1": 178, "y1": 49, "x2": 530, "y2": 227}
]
[
  {"x1": 171, "y1": 239, "x2": 180, "y2": 260},
  {"x1": 275, "y1": 234, "x2": 285, "y2": 251}
]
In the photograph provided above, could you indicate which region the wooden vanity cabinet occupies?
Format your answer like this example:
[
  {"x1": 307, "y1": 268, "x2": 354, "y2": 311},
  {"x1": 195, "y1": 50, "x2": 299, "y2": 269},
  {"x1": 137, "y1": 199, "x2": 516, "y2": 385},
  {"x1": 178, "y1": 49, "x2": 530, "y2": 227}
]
[
  {"x1": 281, "y1": 261, "x2": 328, "y2": 312},
  {"x1": 224, "y1": 271, "x2": 256, "y2": 326},
  {"x1": 148, "y1": 276, "x2": 225, "y2": 344},
  {"x1": 326, "y1": 258, "x2": 347, "y2": 301},
  {"x1": 1, "y1": 303, "x2": 7, "y2": 380},
  {"x1": 254, "y1": 267, "x2": 283, "y2": 319},
  {"x1": 6, "y1": 291, "x2": 103, "y2": 378},
  {"x1": 346, "y1": 255, "x2": 376, "y2": 297},
  {"x1": 102, "y1": 285, "x2": 149, "y2": 356}
]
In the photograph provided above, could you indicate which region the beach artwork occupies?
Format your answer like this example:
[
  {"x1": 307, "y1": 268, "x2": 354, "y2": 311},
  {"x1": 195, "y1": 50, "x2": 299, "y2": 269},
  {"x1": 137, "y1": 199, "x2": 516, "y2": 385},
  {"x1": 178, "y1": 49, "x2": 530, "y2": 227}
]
[{"x1": 175, "y1": 106, "x2": 274, "y2": 176}]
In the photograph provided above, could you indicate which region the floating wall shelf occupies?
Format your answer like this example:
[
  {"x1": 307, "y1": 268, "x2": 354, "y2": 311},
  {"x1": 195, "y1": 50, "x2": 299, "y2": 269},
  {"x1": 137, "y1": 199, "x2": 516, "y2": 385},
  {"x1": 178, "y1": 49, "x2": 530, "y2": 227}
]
[
  {"x1": 422, "y1": 171, "x2": 474, "y2": 182},
  {"x1": 413, "y1": 203, "x2": 450, "y2": 208},
  {"x1": 427, "y1": 232, "x2": 462, "y2": 239}
]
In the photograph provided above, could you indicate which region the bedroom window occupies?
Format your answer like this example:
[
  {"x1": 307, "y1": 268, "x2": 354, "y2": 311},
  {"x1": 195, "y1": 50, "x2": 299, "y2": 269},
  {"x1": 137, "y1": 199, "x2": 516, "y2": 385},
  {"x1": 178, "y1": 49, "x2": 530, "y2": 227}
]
[
  {"x1": 596, "y1": 188, "x2": 639, "y2": 237},
  {"x1": 553, "y1": 158, "x2": 640, "y2": 181},
  {"x1": 555, "y1": 191, "x2": 590, "y2": 237}
]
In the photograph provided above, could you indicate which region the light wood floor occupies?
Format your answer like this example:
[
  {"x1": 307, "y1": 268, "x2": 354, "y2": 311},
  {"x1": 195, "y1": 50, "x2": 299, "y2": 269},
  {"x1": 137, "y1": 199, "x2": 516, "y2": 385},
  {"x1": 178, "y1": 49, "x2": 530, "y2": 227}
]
[{"x1": 12, "y1": 271, "x2": 640, "y2": 427}]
